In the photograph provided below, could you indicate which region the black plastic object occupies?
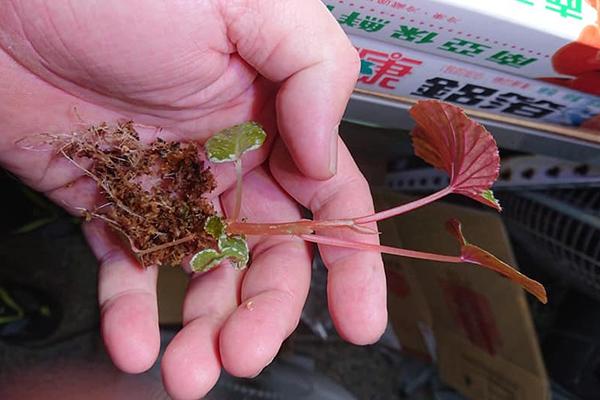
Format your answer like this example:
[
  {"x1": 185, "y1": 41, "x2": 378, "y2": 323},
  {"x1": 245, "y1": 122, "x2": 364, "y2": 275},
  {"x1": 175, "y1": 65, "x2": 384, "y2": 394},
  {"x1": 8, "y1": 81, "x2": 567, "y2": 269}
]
[
  {"x1": 499, "y1": 189, "x2": 600, "y2": 300},
  {"x1": 208, "y1": 353, "x2": 357, "y2": 400},
  {"x1": 541, "y1": 291, "x2": 600, "y2": 400},
  {"x1": 0, "y1": 282, "x2": 61, "y2": 344}
]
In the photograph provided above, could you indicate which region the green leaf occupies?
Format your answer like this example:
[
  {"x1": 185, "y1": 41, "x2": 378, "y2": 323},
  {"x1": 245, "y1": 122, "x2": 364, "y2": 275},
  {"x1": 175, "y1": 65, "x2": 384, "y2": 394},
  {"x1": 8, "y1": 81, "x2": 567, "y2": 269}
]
[
  {"x1": 204, "y1": 216, "x2": 225, "y2": 239},
  {"x1": 219, "y1": 235, "x2": 249, "y2": 270},
  {"x1": 192, "y1": 220, "x2": 250, "y2": 271},
  {"x1": 205, "y1": 122, "x2": 266, "y2": 163},
  {"x1": 190, "y1": 248, "x2": 224, "y2": 273},
  {"x1": 481, "y1": 190, "x2": 502, "y2": 211}
]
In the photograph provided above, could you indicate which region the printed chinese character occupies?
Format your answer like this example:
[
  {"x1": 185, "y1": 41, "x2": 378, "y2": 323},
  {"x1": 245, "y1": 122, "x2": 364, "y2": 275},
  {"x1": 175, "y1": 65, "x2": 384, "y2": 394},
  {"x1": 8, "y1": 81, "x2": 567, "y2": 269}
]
[
  {"x1": 513, "y1": 81, "x2": 530, "y2": 89},
  {"x1": 338, "y1": 12, "x2": 362, "y2": 27},
  {"x1": 504, "y1": 99, "x2": 564, "y2": 118},
  {"x1": 563, "y1": 93, "x2": 584, "y2": 102},
  {"x1": 517, "y1": 0, "x2": 535, "y2": 5},
  {"x1": 411, "y1": 77, "x2": 460, "y2": 99},
  {"x1": 486, "y1": 51, "x2": 537, "y2": 68},
  {"x1": 358, "y1": 49, "x2": 422, "y2": 89},
  {"x1": 360, "y1": 16, "x2": 390, "y2": 32},
  {"x1": 545, "y1": 0, "x2": 583, "y2": 19},
  {"x1": 481, "y1": 93, "x2": 564, "y2": 118},
  {"x1": 338, "y1": 12, "x2": 390, "y2": 32},
  {"x1": 445, "y1": 84, "x2": 498, "y2": 106},
  {"x1": 480, "y1": 93, "x2": 521, "y2": 110},
  {"x1": 438, "y1": 39, "x2": 491, "y2": 57},
  {"x1": 391, "y1": 26, "x2": 438, "y2": 44},
  {"x1": 537, "y1": 87, "x2": 559, "y2": 96},
  {"x1": 443, "y1": 65, "x2": 485, "y2": 79},
  {"x1": 360, "y1": 59, "x2": 376, "y2": 76}
]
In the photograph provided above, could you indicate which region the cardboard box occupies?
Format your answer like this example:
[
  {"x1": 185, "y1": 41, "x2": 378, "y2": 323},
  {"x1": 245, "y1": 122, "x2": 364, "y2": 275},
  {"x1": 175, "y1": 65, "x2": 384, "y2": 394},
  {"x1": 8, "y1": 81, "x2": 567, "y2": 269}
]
[
  {"x1": 350, "y1": 34, "x2": 600, "y2": 128},
  {"x1": 375, "y1": 191, "x2": 434, "y2": 359},
  {"x1": 374, "y1": 189, "x2": 549, "y2": 399},
  {"x1": 325, "y1": 0, "x2": 600, "y2": 95}
]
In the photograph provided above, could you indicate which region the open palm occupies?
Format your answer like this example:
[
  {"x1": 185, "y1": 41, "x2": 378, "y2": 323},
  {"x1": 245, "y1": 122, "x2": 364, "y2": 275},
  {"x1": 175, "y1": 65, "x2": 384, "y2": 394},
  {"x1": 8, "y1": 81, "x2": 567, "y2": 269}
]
[{"x1": 0, "y1": 1, "x2": 386, "y2": 398}]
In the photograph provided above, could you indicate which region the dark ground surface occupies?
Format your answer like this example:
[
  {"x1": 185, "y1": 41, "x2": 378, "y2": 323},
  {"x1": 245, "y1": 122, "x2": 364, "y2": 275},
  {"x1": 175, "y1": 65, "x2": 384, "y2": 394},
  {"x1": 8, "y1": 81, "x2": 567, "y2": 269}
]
[{"x1": 0, "y1": 174, "x2": 99, "y2": 370}]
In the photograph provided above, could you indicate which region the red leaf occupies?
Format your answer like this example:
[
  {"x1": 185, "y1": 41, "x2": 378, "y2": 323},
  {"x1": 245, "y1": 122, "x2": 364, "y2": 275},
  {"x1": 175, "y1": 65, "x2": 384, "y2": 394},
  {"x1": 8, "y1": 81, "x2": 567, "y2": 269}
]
[
  {"x1": 410, "y1": 100, "x2": 501, "y2": 211},
  {"x1": 446, "y1": 219, "x2": 547, "y2": 304}
]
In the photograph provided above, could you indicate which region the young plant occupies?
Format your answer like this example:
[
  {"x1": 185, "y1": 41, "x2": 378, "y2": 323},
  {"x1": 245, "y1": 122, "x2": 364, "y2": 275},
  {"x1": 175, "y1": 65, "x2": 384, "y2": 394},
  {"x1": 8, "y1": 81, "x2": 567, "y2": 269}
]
[
  {"x1": 194, "y1": 100, "x2": 547, "y2": 304},
  {"x1": 203, "y1": 122, "x2": 266, "y2": 222}
]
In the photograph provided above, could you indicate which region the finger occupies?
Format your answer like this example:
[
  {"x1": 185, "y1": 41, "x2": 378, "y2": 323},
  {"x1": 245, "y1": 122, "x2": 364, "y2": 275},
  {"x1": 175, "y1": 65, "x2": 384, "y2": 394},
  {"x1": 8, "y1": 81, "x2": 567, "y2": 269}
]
[
  {"x1": 45, "y1": 175, "x2": 102, "y2": 215},
  {"x1": 83, "y1": 220, "x2": 160, "y2": 373},
  {"x1": 270, "y1": 138, "x2": 387, "y2": 345},
  {"x1": 218, "y1": 167, "x2": 312, "y2": 377},
  {"x1": 161, "y1": 264, "x2": 242, "y2": 400},
  {"x1": 223, "y1": 0, "x2": 360, "y2": 179}
]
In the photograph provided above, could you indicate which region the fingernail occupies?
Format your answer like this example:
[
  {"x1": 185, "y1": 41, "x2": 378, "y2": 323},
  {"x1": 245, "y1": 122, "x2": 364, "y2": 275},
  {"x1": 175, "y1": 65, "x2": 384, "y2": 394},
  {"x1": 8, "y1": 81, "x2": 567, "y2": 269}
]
[{"x1": 329, "y1": 125, "x2": 339, "y2": 176}]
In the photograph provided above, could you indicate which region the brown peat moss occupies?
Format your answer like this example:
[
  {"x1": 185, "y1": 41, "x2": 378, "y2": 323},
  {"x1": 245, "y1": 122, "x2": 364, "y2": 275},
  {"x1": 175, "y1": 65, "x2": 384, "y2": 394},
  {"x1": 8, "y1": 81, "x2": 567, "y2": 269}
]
[{"x1": 60, "y1": 121, "x2": 217, "y2": 267}]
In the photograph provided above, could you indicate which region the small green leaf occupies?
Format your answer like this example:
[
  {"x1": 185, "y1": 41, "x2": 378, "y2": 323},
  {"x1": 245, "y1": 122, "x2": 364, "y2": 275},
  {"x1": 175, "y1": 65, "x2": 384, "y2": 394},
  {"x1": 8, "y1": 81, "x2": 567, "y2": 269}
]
[
  {"x1": 481, "y1": 190, "x2": 502, "y2": 211},
  {"x1": 204, "y1": 216, "x2": 225, "y2": 239},
  {"x1": 190, "y1": 248, "x2": 224, "y2": 273},
  {"x1": 219, "y1": 235, "x2": 249, "y2": 270},
  {"x1": 205, "y1": 122, "x2": 266, "y2": 163},
  {"x1": 192, "y1": 223, "x2": 250, "y2": 272}
]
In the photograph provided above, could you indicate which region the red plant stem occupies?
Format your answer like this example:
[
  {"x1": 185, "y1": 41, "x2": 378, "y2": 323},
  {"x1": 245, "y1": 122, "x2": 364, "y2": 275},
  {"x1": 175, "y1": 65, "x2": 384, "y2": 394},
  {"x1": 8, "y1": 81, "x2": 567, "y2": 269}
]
[
  {"x1": 227, "y1": 186, "x2": 455, "y2": 237},
  {"x1": 227, "y1": 187, "x2": 454, "y2": 236},
  {"x1": 227, "y1": 219, "x2": 355, "y2": 236},
  {"x1": 300, "y1": 233, "x2": 462, "y2": 263},
  {"x1": 232, "y1": 158, "x2": 243, "y2": 222},
  {"x1": 353, "y1": 186, "x2": 453, "y2": 224}
]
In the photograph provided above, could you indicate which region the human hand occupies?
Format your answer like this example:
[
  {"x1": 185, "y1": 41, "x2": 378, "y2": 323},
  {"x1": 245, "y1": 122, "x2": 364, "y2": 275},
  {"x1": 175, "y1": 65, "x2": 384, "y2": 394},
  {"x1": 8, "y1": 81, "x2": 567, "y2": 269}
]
[{"x1": 0, "y1": 1, "x2": 387, "y2": 398}]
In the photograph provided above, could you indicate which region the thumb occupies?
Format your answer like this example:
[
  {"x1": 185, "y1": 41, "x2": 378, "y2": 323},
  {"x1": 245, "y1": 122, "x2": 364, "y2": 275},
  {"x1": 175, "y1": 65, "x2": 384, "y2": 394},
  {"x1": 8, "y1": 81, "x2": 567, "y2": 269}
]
[{"x1": 222, "y1": 0, "x2": 359, "y2": 179}]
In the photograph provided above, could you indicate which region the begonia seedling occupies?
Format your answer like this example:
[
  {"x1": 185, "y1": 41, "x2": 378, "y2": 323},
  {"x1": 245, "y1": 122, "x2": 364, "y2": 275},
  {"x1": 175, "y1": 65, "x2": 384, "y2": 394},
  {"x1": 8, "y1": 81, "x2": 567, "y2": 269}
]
[
  {"x1": 42, "y1": 100, "x2": 547, "y2": 303},
  {"x1": 198, "y1": 100, "x2": 547, "y2": 303}
]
